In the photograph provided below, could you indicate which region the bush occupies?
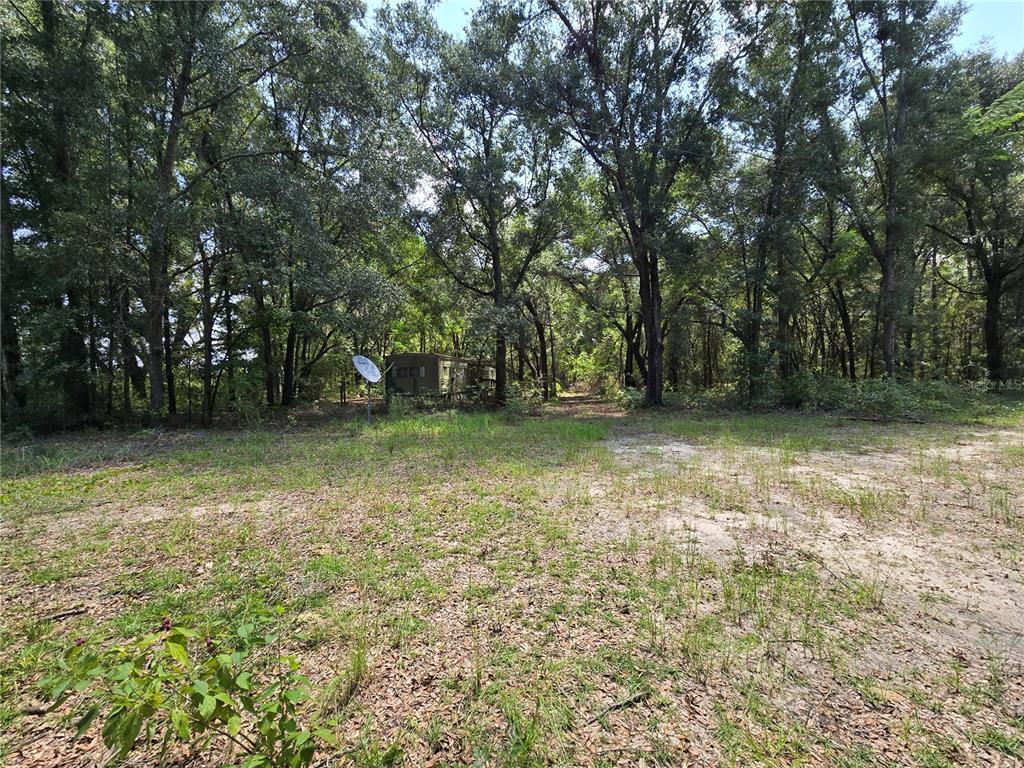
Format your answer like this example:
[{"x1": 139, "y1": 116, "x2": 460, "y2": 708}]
[
  {"x1": 615, "y1": 387, "x2": 648, "y2": 411},
  {"x1": 504, "y1": 380, "x2": 545, "y2": 416},
  {"x1": 768, "y1": 374, "x2": 1018, "y2": 420},
  {"x1": 615, "y1": 386, "x2": 732, "y2": 411},
  {"x1": 42, "y1": 615, "x2": 333, "y2": 767},
  {"x1": 778, "y1": 369, "x2": 818, "y2": 408},
  {"x1": 384, "y1": 392, "x2": 414, "y2": 418},
  {"x1": 661, "y1": 389, "x2": 707, "y2": 410}
]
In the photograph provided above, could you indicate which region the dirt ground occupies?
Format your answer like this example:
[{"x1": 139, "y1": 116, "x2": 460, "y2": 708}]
[
  {"x1": 590, "y1": 417, "x2": 1024, "y2": 766},
  {"x1": 2, "y1": 401, "x2": 1023, "y2": 767},
  {"x1": 603, "y1": 427, "x2": 1024, "y2": 662}
]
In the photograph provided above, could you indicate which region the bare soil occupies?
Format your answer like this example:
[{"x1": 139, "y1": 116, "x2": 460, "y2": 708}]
[{"x1": 3, "y1": 405, "x2": 1022, "y2": 767}]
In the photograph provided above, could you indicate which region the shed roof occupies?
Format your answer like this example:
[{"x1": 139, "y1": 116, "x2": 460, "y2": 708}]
[{"x1": 386, "y1": 352, "x2": 493, "y2": 365}]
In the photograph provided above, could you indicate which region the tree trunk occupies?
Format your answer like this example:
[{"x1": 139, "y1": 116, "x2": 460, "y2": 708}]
[
  {"x1": 765, "y1": 133, "x2": 795, "y2": 386},
  {"x1": 252, "y1": 284, "x2": 276, "y2": 406},
  {"x1": 163, "y1": 305, "x2": 177, "y2": 415},
  {"x1": 548, "y1": 313, "x2": 557, "y2": 397},
  {"x1": 144, "y1": 10, "x2": 195, "y2": 423},
  {"x1": 704, "y1": 322, "x2": 713, "y2": 388},
  {"x1": 903, "y1": 277, "x2": 916, "y2": 376},
  {"x1": 983, "y1": 274, "x2": 1004, "y2": 384},
  {"x1": 516, "y1": 329, "x2": 526, "y2": 382},
  {"x1": 743, "y1": 269, "x2": 766, "y2": 403},
  {"x1": 525, "y1": 298, "x2": 548, "y2": 400},
  {"x1": 491, "y1": 232, "x2": 507, "y2": 405},
  {"x1": 104, "y1": 343, "x2": 114, "y2": 415},
  {"x1": 87, "y1": 284, "x2": 98, "y2": 418},
  {"x1": 867, "y1": 292, "x2": 880, "y2": 379},
  {"x1": 223, "y1": 290, "x2": 235, "y2": 408},
  {"x1": 494, "y1": 334, "x2": 507, "y2": 406},
  {"x1": 635, "y1": 247, "x2": 664, "y2": 405},
  {"x1": 624, "y1": 311, "x2": 635, "y2": 388},
  {"x1": 1, "y1": 179, "x2": 25, "y2": 415},
  {"x1": 296, "y1": 335, "x2": 308, "y2": 398},
  {"x1": 121, "y1": 337, "x2": 132, "y2": 415},
  {"x1": 200, "y1": 255, "x2": 215, "y2": 425},
  {"x1": 879, "y1": 258, "x2": 897, "y2": 377},
  {"x1": 832, "y1": 282, "x2": 856, "y2": 381},
  {"x1": 59, "y1": 288, "x2": 92, "y2": 420},
  {"x1": 929, "y1": 250, "x2": 943, "y2": 377},
  {"x1": 144, "y1": 268, "x2": 166, "y2": 422},
  {"x1": 119, "y1": 289, "x2": 144, "y2": 408},
  {"x1": 281, "y1": 323, "x2": 297, "y2": 406}
]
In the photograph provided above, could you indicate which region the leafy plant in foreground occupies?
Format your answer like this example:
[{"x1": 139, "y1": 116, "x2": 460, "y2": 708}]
[{"x1": 41, "y1": 615, "x2": 333, "y2": 767}]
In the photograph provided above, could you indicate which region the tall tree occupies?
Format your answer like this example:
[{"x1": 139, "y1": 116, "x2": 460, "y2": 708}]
[
  {"x1": 538, "y1": 0, "x2": 731, "y2": 404},
  {"x1": 2, "y1": 0, "x2": 106, "y2": 422},
  {"x1": 734, "y1": 1, "x2": 835, "y2": 394},
  {"x1": 823, "y1": 0, "x2": 959, "y2": 377},
  {"x1": 105, "y1": 2, "x2": 306, "y2": 421},
  {"x1": 386, "y1": 1, "x2": 566, "y2": 405},
  {"x1": 931, "y1": 53, "x2": 1024, "y2": 384}
]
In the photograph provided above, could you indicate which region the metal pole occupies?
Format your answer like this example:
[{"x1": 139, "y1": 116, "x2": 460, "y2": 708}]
[{"x1": 367, "y1": 379, "x2": 371, "y2": 424}]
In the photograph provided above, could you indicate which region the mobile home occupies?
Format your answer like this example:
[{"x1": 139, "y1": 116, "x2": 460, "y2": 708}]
[{"x1": 385, "y1": 353, "x2": 494, "y2": 397}]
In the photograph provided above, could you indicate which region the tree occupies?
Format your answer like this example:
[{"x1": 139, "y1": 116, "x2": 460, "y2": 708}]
[
  {"x1": 931, "y1": 53, "x2": 1024, "y2": 383},
  {"x1": 733, "y1": 1, "x2": 836, "y2": 393},
  {"x1": 2, "y1": 0, "x2": 107, "y2": 423},
  {"x1": 385, "y1": 1, "x2": 566, "y2": 405},
  {"x1": 103, "y1": 2, "x2": 311, "y2": 421},
  {"x1": 537, "y1": 0, "x2": 731, "y2": 404},
  {"x1": 3, "y1": 0, "x2": 1019, "y2": 430},
  {"x1": 823, "y1": 0, "x2": 960, "y2": 377}
]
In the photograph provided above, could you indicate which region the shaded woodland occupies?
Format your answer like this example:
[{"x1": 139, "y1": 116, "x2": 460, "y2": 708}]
[{"x1": 2, "y1": 0, "x2": 1022, "y2": 428}]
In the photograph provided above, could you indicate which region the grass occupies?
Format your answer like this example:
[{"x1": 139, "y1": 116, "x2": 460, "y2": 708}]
[
  {"x1": 1, "y1": 398, "x2": 1022, "y2": 766},
  {"x1": 321, "y1": 644, "x2": 370, "y2": 719}
]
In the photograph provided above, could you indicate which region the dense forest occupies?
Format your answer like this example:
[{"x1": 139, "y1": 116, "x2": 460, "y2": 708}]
[{"x1": 2, "y1": 0, "x2": 1022, "y2": 428}]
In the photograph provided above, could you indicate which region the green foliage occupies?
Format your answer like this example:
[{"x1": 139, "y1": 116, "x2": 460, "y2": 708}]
[
  {"x1": 777, "y1": 374, "x2": 1021, "y2": 421},
  {"x1": 968, "y1": 78, "x2": 1024, "y2": 135},
  {"x1": 2, "y1": 0, "x2": 1022, "y2": 427},
  {"x1": 503, "y1": 381, "x2": 545, "y2": 416},
  {"x1": 40, "y1": 616, "x2": 333, "y2": 767},
  {"x1": 615, "y1": 388, "x2": 649, "y2": 412}
]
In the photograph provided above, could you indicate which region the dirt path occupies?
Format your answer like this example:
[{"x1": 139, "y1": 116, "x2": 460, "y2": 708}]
[{"x1": 598, "y1": 424, "x2": 1024, "y2": 663}]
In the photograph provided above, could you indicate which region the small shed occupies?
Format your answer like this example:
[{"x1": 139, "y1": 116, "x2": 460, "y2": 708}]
[
  {"x1": 385, "y1": 353, "x2": 483, "y2": 397},
  {"x1": 467, "y1": 361, "x2": 496, "y2": 388}
]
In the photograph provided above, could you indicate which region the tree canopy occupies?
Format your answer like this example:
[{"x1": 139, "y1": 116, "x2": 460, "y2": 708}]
[{"x1": 2, "y1": 0, "x2": 1022, "y2": 427}]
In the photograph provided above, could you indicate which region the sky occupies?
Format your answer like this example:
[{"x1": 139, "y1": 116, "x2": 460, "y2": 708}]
[
  {"x1": 955, "y1": 0, "x2": 1024, "y2": 56},
  {"x1": 429, "y1": 0, "x2": 476, "y2": 34},
  {"x1": 374, "y1": 0, "x2": 1024, "y2": 59}
]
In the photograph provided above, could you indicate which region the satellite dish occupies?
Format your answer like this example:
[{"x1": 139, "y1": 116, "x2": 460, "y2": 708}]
[{"x1": 352, "y1": 355, "x2": 382, "y2": 384}]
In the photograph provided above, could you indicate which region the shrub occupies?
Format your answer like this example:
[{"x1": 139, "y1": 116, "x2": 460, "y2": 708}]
[
  {"x1": 41, "y1": 616, "x2": 333, "y2": 767},
  {"x1": 503, "y1": 380, "x2": 544, "y2": 416},
  {"x1": 767, "y1": 374, "x2": 1019, "y2": 420},
  {"x1": 615, "y1": 387, "x2": 648, "y2": 411},
  {"x1": 384, "y1": 392, "x2": 413, "y2": 418}
]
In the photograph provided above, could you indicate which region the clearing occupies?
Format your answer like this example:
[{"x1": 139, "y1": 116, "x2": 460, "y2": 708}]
[{"x1": 1, "y1": 397, "x2": 1023, "y2": 767}]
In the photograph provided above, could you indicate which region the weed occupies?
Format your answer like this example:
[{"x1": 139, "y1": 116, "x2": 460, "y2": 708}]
[
  {"x1": 320, "y1": 644, "x2": 369, "y2": 719},
  {"x1": 970, "y1": 726, "x2": 1021, "y2": 757}
]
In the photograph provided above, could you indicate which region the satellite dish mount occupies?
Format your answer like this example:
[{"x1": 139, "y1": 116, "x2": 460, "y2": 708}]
[{"x1": 352, "y1": 355, "x2": 382, "y2": 423}]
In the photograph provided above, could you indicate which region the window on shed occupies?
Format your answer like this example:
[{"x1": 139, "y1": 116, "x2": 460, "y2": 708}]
[{"x1": 397, "y1": 367, "x2": 407, "y2": 377}]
